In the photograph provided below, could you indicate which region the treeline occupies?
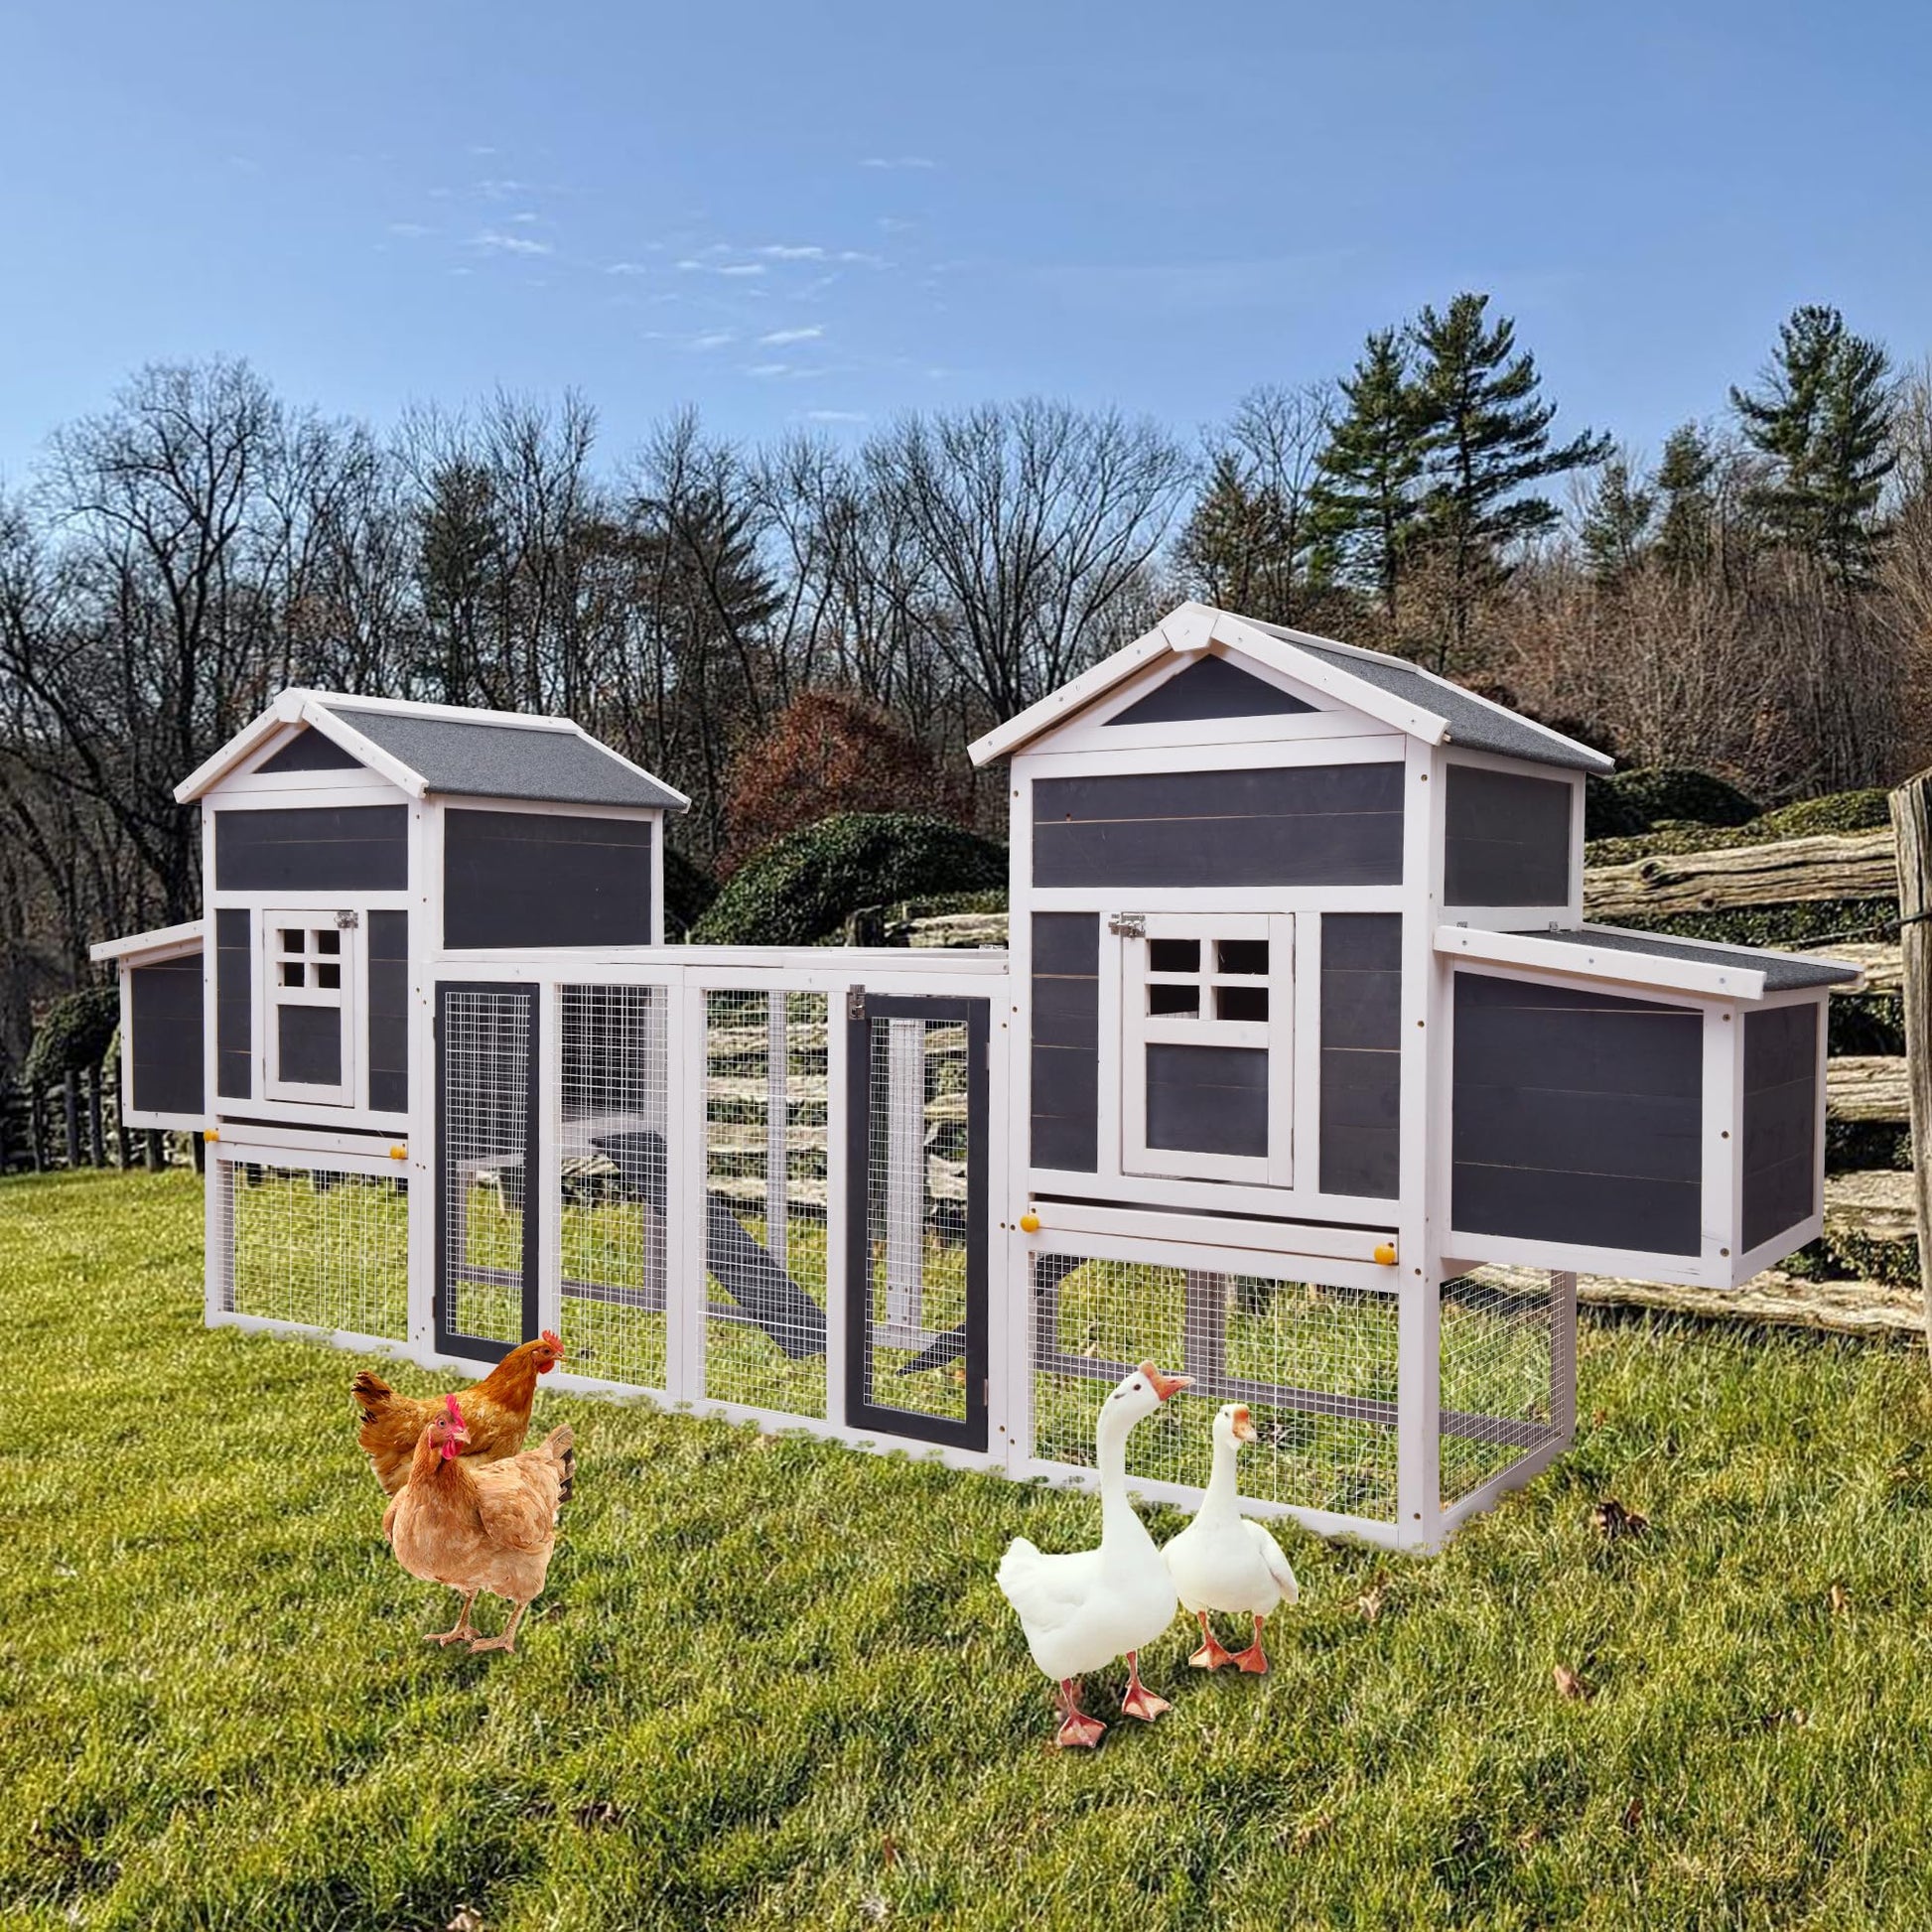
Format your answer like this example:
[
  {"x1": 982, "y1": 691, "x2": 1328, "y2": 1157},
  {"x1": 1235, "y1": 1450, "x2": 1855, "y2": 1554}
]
[{"x1": 3, "y1": 295, "x2": 1929, "y2": 1070}]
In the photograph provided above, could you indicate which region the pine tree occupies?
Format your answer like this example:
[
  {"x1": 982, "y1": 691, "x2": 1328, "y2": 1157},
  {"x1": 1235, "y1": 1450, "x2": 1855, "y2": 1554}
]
[
  {"x1": 1578, "y1": 455, "x2": 1656, "y2": 587},
  {"x1": 1652, "y1": 423, "x2": 1718, "y2": 577},
  {"x1": 1730, "y1": 304, "x2": 1895, "y2": 587},
  {"x1": 1407, "y1": 293, "x2": 1610, "y2": 670},
  {"x1": 1174, "y1": 451, "x2": 1297, "y2": 618},
  {"x1": 1311, "y1": 330, "x2": 1425, "y2": 626}
]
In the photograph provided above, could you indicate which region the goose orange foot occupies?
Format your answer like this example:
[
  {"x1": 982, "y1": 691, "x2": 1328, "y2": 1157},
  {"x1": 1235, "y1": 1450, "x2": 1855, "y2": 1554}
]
[
  {"x1": 1228, "y1": 1615, "x2": 1269, "y2": 1675},
  {"x1": 1053, "y1": 1680, "x2": 1107, "y2": 1749},
  {"x1": 1188, "y1": 1611, "x2": 1236, "y2": 1670},
  {"x1": 1120, "y1": 1650, "x2": 1172, "y2": 1722}
]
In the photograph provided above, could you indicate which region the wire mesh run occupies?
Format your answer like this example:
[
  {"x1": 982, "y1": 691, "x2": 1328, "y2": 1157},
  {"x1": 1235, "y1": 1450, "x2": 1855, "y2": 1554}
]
[
  {"x1": 220, "y1": 1161, "x2": 410, "y2": 1340},
  {"x1": 858, "y1": 1016, "x2": 974, "y2": 1424},
  {"x1": 702, "y1": 990, "x2": 830, "y2": 1415},
  {"x1": 556, "y1": 984, "x2": 671, "y2": 1391},
  {"x1": 439, "y1": 988, "x2": 532, "y2": 1349},
  {"x1": 1439, "y1": 1268, "x2": 1574, "y2": 1507},
  {"x1": 1029, "y1": 1253, "x2": 1402, "y2": 1520}
]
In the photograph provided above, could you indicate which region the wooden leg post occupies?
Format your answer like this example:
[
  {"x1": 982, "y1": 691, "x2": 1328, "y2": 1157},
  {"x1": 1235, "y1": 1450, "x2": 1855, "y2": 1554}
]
[{"x1": 1888, "y1": 772, "x2": 1932, "y2": 1354}]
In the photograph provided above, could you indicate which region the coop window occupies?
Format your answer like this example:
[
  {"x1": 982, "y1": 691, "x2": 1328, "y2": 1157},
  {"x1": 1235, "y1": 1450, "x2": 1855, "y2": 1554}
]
[
  {"x1": 262, "y1": 909, "x2": 359, "y2": 1106},
  {"x1": 1119, "y1": 911, "x2": 1295, "y2": 1186}
]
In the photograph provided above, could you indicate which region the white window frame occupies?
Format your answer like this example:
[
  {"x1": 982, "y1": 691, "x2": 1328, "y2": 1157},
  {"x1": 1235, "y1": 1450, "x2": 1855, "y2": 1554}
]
[
  {"x1": 1119, "y1": 910, "x2": 1295, "y2": 1187},
  {"x1": 262, "y1": 907, "x2": 360, "y2": 1106}
]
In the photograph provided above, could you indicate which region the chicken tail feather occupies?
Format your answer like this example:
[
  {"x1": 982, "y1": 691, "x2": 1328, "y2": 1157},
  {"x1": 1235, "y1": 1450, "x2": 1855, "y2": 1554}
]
[
  {"x1": 350, "y1": 1368, "x2": 394, "y2": 1423},
  {"x1": 542, "y1": 1425, "x2": 576, "y2": 1508}
]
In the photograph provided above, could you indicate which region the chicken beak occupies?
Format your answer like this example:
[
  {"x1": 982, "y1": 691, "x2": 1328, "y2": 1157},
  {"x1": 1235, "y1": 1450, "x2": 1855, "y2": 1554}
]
[{"x1": 1139, "y1": 1362, "x2": 1193, "y2": 1403}]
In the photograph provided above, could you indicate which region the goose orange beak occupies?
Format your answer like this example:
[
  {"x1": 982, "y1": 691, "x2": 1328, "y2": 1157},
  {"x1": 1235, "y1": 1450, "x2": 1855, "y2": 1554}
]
[
  {"x1": 1231, "y1": 1404, "x2": 1257, "y2": 1444},
  {"x1": 1139, "y1": 1362, "x2": 1192, "y2": 1403}
]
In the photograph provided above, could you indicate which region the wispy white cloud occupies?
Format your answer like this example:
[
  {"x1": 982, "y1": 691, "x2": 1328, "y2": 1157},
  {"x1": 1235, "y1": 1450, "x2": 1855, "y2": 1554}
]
[
  {"x1": 862, "y1": 155, "x2": 936, "y2": 171},
  {"x1": 759, "y1": 325, "x2": 824, "y2": 345},
  {"x1": 803, "y1": 409, "x2": 869, "y2": 423},
  {"x1": 467, "y1": 143, "x2": 499, "y2": 157},
  {"x1": 387, "y1": 221, "x2": 434, "y2": 238},
  {"x1": 747, "y1": 362, "x2": 791, "y2": 377},
  {"x1": 471, "y1": 229, "x2": 553, "y2": 256},
  {"x1": 509, "y1": 210, "x2": 541, "y2": 224},
  {"x1": 606, "y1": 261, "x2": 651, "y2": 276},
  {"x1": 693, "y1": 331, "x2": 737, "y2": 349},
  {"x1": 750, "y1": 243, "x2": 887, "y2": 268},
  {"x1": 475, "y1": 178, "x2": 535, "y2": 200},
  {"x1": 676, "y1": 257, "x2": 766, "y2": 277}
]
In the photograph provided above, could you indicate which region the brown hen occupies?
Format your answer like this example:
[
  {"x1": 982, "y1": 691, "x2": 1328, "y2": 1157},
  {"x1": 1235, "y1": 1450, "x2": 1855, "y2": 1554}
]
[{"x1": 351, "y1": 1330, "x2": 565, "y2": 1495}]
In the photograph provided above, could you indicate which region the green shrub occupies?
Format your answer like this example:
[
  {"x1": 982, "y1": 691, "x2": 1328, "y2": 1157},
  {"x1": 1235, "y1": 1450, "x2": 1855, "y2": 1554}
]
[
  {"x1": 662, "y1": 847, "x2": 719, "y2": 938},
  {"x1": 1586, "y1": 786, "x2": 1898, "y2": 868},
  {"x1": 692, "y1": 813, "x2": 1007, "y2": 947},
  {"x1": 1615, "y1": 896, "x2": 1896, "y2": 952},
  {"x1": 1751, "y1": 788, "x2": 1892, "y2": 839},
  {"x1": 1609, "y1": 765, "x2": 1761, "y2": 830},
  {"x1": 23, "y1": 985, "x2": 121, "y2": 1089},
  {"x1": 1584, "y1": 773, "x2": 1648, "y2": 840}
]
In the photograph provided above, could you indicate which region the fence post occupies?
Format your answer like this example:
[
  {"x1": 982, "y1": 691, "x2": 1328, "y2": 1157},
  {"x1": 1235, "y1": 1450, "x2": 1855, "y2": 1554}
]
[
  {"x1": 1889, "y1": 773, "x2": 1932, "y2": 1354},
  {"x1": 63, "y1": 1071, "x2": 81, "y2": 1168}
]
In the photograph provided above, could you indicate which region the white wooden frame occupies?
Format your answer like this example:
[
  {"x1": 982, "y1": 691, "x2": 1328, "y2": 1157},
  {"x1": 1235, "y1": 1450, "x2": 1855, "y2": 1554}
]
[{"x1": 260, "y1": 908, "x2": 359, "y2": 1106}]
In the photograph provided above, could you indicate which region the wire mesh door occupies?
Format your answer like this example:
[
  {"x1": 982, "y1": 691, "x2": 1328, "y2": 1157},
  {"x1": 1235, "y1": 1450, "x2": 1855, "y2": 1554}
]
[
  {"x1": 844, "y1": 993, "x2": 989, "y2": 1450},
  {"x1": 436, "y1": 982, "x2": 540, "y2": 1362}
]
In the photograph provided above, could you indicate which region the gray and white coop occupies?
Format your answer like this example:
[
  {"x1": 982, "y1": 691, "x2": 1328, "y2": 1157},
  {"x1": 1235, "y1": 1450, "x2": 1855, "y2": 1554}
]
[{"x1": 94, "y1": 605, "x2": 1859, "y2": 1550}]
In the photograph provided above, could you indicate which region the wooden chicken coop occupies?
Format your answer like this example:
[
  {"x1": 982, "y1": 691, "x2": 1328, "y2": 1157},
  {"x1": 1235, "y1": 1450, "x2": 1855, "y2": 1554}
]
[{"x1": 94, "y1": 604, "x2": 1861, "y2": 1551}]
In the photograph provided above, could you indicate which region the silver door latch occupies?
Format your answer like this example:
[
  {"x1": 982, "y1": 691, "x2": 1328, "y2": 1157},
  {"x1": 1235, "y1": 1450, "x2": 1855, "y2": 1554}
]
[
  {"x1": 1107, "y1": 912, "x2": 1146, "y2": 938},
  {"x1": 846, "y1": 985, "x2": 866, "y2": 1021},
  {"x1": 335, "y1": 909, "x2": 360, "y2": 929}
]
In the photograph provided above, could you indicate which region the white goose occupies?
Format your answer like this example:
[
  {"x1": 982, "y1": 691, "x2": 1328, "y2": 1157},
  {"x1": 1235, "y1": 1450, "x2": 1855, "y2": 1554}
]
[
  {"x1": 1162, "y1": 1403, "x2": 1301, "y2": 1674},
  {"x1": 997, "y1": 1360, "x2": 1191, "y2": 1748}
]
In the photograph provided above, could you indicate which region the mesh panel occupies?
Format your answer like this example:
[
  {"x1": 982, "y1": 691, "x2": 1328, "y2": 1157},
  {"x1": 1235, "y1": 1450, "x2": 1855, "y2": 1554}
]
[
  {"x1": 702, "y1": 990, "x2": 830, "y2": 1415},
  {"x1": 557, "y1": 984, "x2": 670, "y2": 1391},
  {"x1": 858, "y1": 1015, "x2": 974, "y2": 1424},
  {"x1": 223, "y1": 1162, "x2": 410, "y2": 1338},
  {"x1": 1439, "y1": 1267, "x2": 1572, "y2": 1506},
  {"x1": 1029, "y1": 1254, "x2": 1401, "y2": 1520},
  {"x1": 439, "y1": 988, "x2": 531, "y2": 1348}
]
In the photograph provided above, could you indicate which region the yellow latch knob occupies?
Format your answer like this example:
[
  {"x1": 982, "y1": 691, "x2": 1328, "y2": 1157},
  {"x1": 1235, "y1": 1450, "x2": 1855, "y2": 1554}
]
[
  {"x1": 204, "y1": 1129, "x2": 219, "y2": 1143},
  {"x1": 1373, "y1": 1241, "x2": 1397, "y2": 1266},
  {"x1": 389, "y1": 1146, "x2": 408, "y2": 1161},
  {"x1": 1019, "y1": 1210, "x2": 1041, "y2": 1234}
]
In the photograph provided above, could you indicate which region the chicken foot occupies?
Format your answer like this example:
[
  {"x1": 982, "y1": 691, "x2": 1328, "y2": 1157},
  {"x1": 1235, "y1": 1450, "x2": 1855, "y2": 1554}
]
[
  {"x1": 469, "y1": 1600, "x2": 530, "y2": 1656},
  {"x1": 426, "y1": 1589, "x2": 481, "y2": 1647}
]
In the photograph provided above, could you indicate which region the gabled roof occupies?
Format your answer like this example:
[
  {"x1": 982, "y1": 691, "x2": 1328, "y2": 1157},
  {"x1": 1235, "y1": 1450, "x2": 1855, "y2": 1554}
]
[
  {"x1": 175, "y1": 690, "x2": 690, "y2": 812},
  {"x1": 967, "y1": 602, "x2": 1614, "y2": 774}
]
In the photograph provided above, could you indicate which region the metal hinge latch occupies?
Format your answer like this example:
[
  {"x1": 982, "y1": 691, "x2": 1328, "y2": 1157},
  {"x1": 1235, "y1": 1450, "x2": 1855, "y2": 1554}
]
[
  {"x1": 335, "y1": 908, "x2": 360, "y2": 929},
  {"x1": 846, "y1": 985, "x2": 867, "y2": 1022},
  {"x1": 1107, "y1": 911, "x2": 1146, "y2": 938}
]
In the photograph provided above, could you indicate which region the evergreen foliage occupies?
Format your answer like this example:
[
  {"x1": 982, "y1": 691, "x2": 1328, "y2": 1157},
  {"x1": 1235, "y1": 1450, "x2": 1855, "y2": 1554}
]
[
  {"x1": 1579, "y1": 455, "x2": 1657, "y2": 586},
  {"x1": 23, "y1": 985, "x2": 120, "y2": 1088},
  {"x1": 1653, "y1": 423, "x2": 1720, "y2": 576},
  {"x1": 1311, "y1": 330, "x2": 1425, "y2": 623}
]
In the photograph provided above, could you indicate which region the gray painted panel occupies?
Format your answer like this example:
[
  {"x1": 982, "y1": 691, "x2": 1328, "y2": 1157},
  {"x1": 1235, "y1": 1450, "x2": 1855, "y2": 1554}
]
[
  {"x1": 1032, "y1": 974, "x2": 1099, "y2": 1049},
  {"x1": 1037, "y1": 762, "x2": 1404, "y2": 824},
  {"x1": 1745, "y1": 1003, "x2": 1819, "y2": 1094},
  {"x1": 277, "y1": 1004, "x2": 343, "y2": 1087},
  {"x1": 1740, "y1": 1080, "x2": 1815, "y2": 1172},
  {"x1": 215, "y1": 906, "x2": 251, "y2": 1099},
  {"x1": 1451, "y1": 969, "x2": 1705, "y2": 1253},
  {"x1": 1741, "y1": 1005, "x2": 1818, "y2": 1251},
  {"x1": 1105, "y1": 654, "x2": 1314, "y2": 726},
  {"x1": 443, "y1": 808, "x2": 653, "y2": 949},
  {"x1": 367, "y1": 908, "x2": 409, "y2": 1114},
  {"x1": 1033, "y1": 1109, "x2": 1099, "y2": 1173},
  {"x1": 1320, "y1": 1124, "x2": 1400, "y2": 1199},
  {"x1": 1031, "y1": 911, "x2": 1099, "y2": 977},
  {"x1": 1034, "y1": 812, "x2": 1404, "y2": 889},
  {"x1": 1320, "y1": 912, "x2": 1401, "y2": 1199},
  {"x1": 1742, "y1": 1155, "x2": 1816, "y2": 1253},
  {"x1": 1031, "y1": 1043, "x2": 1098, "y2": 1173},
  {"x1": 1452, "y1": 1084, "x2": 1701, "y2": 1182},
  {"x1": 129, "y1": 956, "x2": 205, "y2": 1116},
  {"x1": 257, "y1": 730, "x2": 361, "y2": 774},
  {"x1": 1146, "y1": 1042, "x2": 1268, "y2": 1158},
  {"x1": 214, "y1": 805, "x2": 409, "y2": 893},
  {"x1": 1445, "y1": 765, "x2": 1572, "y2": 904},
  {"x1": 1452, "y1": 1162, "x2": 1703, "y2": 1254}
]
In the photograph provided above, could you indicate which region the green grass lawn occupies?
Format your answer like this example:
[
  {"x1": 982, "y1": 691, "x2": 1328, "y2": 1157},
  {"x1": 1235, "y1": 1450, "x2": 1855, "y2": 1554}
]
[{"x1": 8, "y1": 1170, "x2": 1932, "y2": 1931}]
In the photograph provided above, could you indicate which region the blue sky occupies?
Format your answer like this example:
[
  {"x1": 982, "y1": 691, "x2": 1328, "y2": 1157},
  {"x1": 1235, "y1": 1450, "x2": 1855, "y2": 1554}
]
[{"x1": 2, "y1": 0, "x2": 1925, "y2": 481}]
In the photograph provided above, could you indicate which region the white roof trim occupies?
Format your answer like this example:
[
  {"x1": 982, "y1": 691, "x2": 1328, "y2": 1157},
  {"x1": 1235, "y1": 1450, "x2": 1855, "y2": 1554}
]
[
  {"x1": 1209, "y1": 613, "x2": 1452, "y2": 745},
  {"x1": 967, "y1": 622, "x2": 1175, "y2": 765},
  {"x1": 1435, "y1": 923, "x2": 1768, "y2": 1001},
  {"x1": 90, "y1": 918, "x2": 206, "y2": 965},
  {"x1": 296, "y1": 700, "x2": 429, "y2": 800}
]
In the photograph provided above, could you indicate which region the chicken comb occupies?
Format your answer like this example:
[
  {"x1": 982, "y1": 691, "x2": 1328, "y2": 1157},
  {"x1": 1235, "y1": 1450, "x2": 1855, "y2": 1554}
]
[
  {"x1": 541, "y1": 1329, "x2": 563, "y2": 1349},
  {"x1": 444, "y1": 1393, "x2": 464, "y2": 1423}
]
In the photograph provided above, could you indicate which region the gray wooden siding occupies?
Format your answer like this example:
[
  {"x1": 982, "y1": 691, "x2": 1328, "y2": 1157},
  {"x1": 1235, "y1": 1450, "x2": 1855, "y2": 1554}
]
[
  {"x1": 1741, "y1": 1002, "x2": 1820, "y2": 1253},
  {"x1": 367, "y1": 909, "x2": 409, "y2": 1114},
  {"x1": 1444, "y1": 764, "x2": 1572, "y2": 905},
  {"x1": 1145, "y1": 1042, "x2": 1269, "y2": 1157},
  {"x1": 215, "y1": 908, "x2": 252, "y2": 1099},
  {"x1": 1032, "y1": 762, "x2": 1405, "y2": 890},
  {"x1": 1451, "y1": 971, "x2": 1703, "y2": 1255},
  {"x1": 1319, "y1": 912, "x2": 1401, "y2": 1197},
  {"x1": 277, "y1": 1005, "x2": 343, "y2": 1086},
  {"x1": 257, "y1": 730, "x2": 362, "y2": 774},
  {"x1": 1105, "y1": 654, "x2": 1315, "y2": 726},
  {"x1": 214, "y1": 805, "x2": 409, "y2": 893},
  {"x1": 442, "y1": 808, "x2": 653, "y2": 949},
  {"x1": 1031, "y1": 911, "x2": 1098, "y2": 1171},
  {"x1": 129, "y1": 954, "x2": 205, "y2": 1116}
]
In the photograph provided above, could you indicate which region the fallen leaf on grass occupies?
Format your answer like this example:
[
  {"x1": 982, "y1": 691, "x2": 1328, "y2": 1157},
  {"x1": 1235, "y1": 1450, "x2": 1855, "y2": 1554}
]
[
  {"x1": 1829, "y1": 1583, "x2": 1850, "y2": 1615},
  {"x1": 1621, "y1": 1798, "x2": 1643, "y2": 1834},
  {"x1": 573, "y1": 1801, "x2": 624, "y2": 1830},
  {"x1": 754, "y1": 1433, "x2": 779, "y2": 1450},
  {"x1": 448, "y1": 1910, "x2": 484, "y2": 1932},
  {"x1": 882, "y1": 1835, "x2": 898, "y2": 1867},
  {"x1": 859, "y1": 1895, "x2": 890, "y2": 1924},
  {"x1": 1356, "y1": 1585, "x2": 1387, "y2": 1623},
  {"x1": 1289, "y1": 1812, "x2": 1334, "y2": 1850},
  {"x1": 1553, "y1": 1665, "x2": 1591, "y2": 1702},
  {"x1": 1591, "y1": 1498, "x2": 1648, "y2": 1541}
]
